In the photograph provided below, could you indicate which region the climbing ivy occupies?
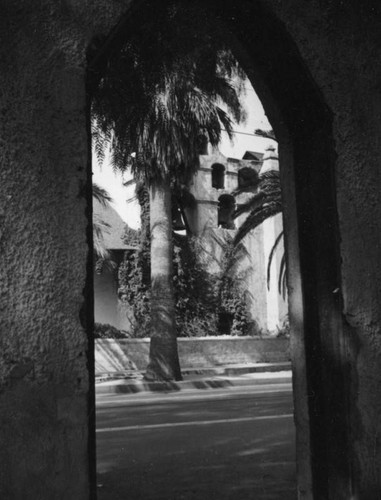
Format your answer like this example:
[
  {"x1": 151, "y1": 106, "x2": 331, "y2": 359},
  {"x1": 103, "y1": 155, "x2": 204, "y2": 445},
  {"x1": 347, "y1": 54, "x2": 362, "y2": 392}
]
[
  {"x1": 218, "y1": 277, "x2": 251, "y2": 336},
  {"x1": 173, "y1": 234, "x2": 218, "y2": 337},
  {"x1": 214, "y1": 240, "x2": 252, "y2": 336},
  {"x1": 118, "y1": 183, "x2": 151, "y2": 338}
]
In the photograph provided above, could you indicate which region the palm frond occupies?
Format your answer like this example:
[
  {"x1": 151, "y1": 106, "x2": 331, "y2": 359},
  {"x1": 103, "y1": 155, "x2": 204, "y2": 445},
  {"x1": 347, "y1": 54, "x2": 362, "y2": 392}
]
[
  {"x1": 254, "y1": 128, "x2": 277, "y2": 141},
  {"x1": 223, "y1": 241, "x2": 251, "y2": 278},
  {"x1": 233, "y1": 170, "x2": 281, "y2": 218},
  {"x1": 233, "y1": 202, "x2": 282, "y2": 246},
  {"x1": 266, "y1": 230, "x2": 284, "y2": 290},
  {"x1": 92, "y1": 183, "x2": 113, "y2": 206},
  {"x1": 259, "y1": 169, "x2": 281, "y2": 183},
  {"x1": 92, "y1": 184, "x2": 115, "y2": 264},
  {"x1": 91, "y1": 2, "x2": 246, "y2": 185},
  {"x1": 278, "y1": 253, "x2": 287, "y2": 298},
  {"x1": 194, "y1": 229, "x2": 229, "y2": 271},
  {"x1": 93, "y1": 213, "x2": 110, "y2": 259},
  {"x1": 234, "y1": 191, "x2": 266, "y2": 218}
]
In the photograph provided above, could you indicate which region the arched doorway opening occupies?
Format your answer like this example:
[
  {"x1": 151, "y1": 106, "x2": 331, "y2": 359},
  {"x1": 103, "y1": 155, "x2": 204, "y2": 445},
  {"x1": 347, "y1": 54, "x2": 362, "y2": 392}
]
[{"x1": 87, "y1": 1, "x2": 351, "y2": 498}]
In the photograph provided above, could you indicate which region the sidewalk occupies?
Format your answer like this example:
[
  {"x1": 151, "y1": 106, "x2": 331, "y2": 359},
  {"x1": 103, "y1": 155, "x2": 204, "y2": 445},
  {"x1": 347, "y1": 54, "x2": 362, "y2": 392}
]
[{"x1": 96, "y1": 362, "x2": 292, "y2": 395}]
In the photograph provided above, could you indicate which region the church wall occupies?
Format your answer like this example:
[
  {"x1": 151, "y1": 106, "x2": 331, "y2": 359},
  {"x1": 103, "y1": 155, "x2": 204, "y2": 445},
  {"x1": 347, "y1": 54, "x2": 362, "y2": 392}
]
[
  {"x1": 189, "y1": 152, "x2": 280, "y2": 334},
  {"x1": 242, "y1": 224, "x2": 269, "y2": 332}
]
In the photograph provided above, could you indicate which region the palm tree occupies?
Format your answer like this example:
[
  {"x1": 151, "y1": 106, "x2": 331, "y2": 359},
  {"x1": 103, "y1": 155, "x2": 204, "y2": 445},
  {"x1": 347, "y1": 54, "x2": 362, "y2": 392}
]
[
  {"x1": 92, "y1": 183, "x2": 113, "y2": 262},
  {"x1": 92, "y1": 2, "x2": 245, "y2": 381},
  {"x1": 232, "y1": 127, "x2": 287, "y2": 296},
  {"x1": 232, "y1": 169, "x2": 286, "y2": 296},
  {"x1": 233, "y1": 170, "x2": 282, "y2": 244}
]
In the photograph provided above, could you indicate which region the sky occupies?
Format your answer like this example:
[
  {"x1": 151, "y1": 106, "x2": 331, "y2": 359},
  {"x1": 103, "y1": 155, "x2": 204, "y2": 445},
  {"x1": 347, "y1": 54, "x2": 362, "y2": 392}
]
[{"x1": 92, "y1": 80, "x2": 275, "y2": 229}]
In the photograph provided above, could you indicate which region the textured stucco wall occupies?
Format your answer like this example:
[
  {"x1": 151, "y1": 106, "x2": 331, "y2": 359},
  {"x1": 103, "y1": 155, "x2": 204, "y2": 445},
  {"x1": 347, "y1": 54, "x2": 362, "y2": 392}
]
[
  {"x1": 1, "y1": 0, "x2": 381, "y2": 498},
  {"x1": 260, "y1": 2, "x2": 381, "y2": 495},
  {"x1": 0, "y1": 1, "x2": 133, "y2": 498}
]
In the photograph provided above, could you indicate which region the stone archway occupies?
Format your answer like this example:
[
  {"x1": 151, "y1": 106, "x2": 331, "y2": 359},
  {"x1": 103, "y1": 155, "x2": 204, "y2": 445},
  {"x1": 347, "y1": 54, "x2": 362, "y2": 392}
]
[
  {"x1": 88, "y1": 2, "x2": 350, "y2": 498},
  {"x1": 2, "y1": 2, "x2": 381, "y2": 499}
]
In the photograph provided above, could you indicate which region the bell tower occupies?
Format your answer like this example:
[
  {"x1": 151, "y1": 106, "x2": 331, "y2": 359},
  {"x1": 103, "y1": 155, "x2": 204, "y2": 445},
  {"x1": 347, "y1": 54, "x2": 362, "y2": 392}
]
[{"x1": 184, "y1": 145, "x2": 287, "y2": 334}]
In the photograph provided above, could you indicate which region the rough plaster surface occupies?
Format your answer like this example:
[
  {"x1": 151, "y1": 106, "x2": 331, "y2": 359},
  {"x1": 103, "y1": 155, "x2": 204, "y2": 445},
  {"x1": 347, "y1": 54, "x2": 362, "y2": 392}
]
[
  {"x1": 261, "y1": 2, "x2": 381, "y2": 494},
  {"x1": 1, "y1": 0, "x2": 381, "y2": 497},
  {"x1": 0, "y1": 1, "x2": 132, "y2": 498}
]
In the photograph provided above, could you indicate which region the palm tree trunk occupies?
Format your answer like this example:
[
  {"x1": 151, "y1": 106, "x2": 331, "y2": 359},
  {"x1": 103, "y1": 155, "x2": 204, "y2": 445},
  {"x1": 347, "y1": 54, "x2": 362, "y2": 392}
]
[{"x1": 145, "y1": 178, "x2": 182, "y2": 381}]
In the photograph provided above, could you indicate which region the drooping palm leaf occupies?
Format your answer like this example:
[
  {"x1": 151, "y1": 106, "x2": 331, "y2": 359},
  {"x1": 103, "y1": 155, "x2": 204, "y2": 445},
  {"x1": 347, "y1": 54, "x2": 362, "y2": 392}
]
[
  {"x1": 92, "y1": 183, "x2": 113, "y2": 206},
  {"x1": 232, "y1": 170, "x2": 282, "y2": 244},
  {"x1": 279, "y1": 253, "x2": 287, "y2": 298},
  {"x1": 266, "y1": 230, "x2": 284, "y2": 290},
  {"x1": 93, "y1": 214, "x2": 111, "y2": 260},
  {"x1": 191, "y1": 227, "x2": 229, "y2": 271},
  {"x1": 233, "y1": 170, "x2": 280, "y2": 212},
  {"x1": 234, "y1": 190, "x2": 266, "y2": 219},
  {"x1": 223, "y1": 240, "x2": 252, "y2": 279},
  {"x1": 91, "y1": 1, "x2": 246, "y2": 186},
  {"x1": 92, "y1": 183, "x2": 116, "y2": 270},
  {"x1": 234, "y1": 200, "x2": 282, "y2": 246},
  {"x1": 232, "y1": 167, "x2": 287, "y2": 296},
  {"x1": 254, "y1": 128, "x2": 277, "y2": 140}
]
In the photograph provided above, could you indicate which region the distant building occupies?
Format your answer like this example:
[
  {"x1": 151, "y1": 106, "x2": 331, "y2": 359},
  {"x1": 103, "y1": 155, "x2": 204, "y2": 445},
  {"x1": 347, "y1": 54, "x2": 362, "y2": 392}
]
[
  {"x1": 184, "y1": 144, "x2": 287, "y2": 334},
  {"x1": 93, "y1": 198, "x2": 137, "y2": 332},
  {"x1": 94, "y1": 144, "x2": 287, "y2": 335}
]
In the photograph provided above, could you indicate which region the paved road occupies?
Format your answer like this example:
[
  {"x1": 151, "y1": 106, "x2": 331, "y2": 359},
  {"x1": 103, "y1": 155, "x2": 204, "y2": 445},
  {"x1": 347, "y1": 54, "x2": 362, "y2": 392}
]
[{"x1": 96, "y1": 383, "x2": 296, "y2": 499}]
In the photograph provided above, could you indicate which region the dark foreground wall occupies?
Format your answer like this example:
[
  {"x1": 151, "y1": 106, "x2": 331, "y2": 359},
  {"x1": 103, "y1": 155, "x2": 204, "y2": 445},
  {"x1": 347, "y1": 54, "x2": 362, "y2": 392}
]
[
  {"x1": 1, "y1": 1, "x2": 381, "y2": 499},
  {"x1": 0, "y1": 2, "x2": 132, "y2": 499},
  {"x1": 95, "y1": 337, "x2": 290, "y2": 373}
]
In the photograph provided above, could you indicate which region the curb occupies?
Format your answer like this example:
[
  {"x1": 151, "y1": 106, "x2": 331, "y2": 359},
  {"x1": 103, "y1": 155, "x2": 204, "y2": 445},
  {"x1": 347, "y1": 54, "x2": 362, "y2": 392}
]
[
  {"x1": 180, "y1": 362, "x2": 291, "y2": 376},
  {"x1": 96, "y1": 362, "x2": 291, "y2": 382},
  {"x1": 96, "y1": 366, "x2": 292, "y2": 395}
]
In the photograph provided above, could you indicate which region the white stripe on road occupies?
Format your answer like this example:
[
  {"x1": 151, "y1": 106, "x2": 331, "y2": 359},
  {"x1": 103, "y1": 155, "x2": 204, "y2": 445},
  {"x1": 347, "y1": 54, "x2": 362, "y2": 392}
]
[{"x1": 96, "y1": 413, "x2": 293, "y2": 433}]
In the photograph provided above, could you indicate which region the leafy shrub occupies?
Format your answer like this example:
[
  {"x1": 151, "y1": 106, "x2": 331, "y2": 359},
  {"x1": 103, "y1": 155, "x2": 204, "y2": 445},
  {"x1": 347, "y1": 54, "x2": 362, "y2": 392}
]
[
  {"x1": 118, "y1": 251, "x2": 151, "y2": 338},
  {"x1": 217, "y1": 277, "x2": 251, "y2": 336},
  {"x1": 173, "y1": 235, "x2": 219, "y2": 337},
  {"x1": 276, "y1": 316, "x2": 290, "y2": 338},
  {"x1": 178, "y1": 313, "x2": 218, "y2": 337}
]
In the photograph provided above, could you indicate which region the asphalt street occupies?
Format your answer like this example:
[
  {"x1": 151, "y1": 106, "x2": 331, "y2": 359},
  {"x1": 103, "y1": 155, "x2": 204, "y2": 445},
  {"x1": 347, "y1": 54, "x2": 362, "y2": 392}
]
[{"x1": 96, "y1": 382, "x2": 296, "y2": 499}]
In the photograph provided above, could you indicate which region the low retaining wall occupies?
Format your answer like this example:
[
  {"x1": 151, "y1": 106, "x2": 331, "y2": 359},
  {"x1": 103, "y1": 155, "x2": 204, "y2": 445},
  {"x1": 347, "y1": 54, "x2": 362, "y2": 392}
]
[{"x1": 95, "y1": 337, "x2": 290, "y2": 374}]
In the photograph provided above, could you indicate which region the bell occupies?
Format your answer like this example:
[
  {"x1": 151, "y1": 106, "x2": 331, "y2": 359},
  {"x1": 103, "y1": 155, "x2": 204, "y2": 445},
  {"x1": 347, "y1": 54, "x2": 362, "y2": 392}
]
[{"x1": 172, "y1": 208, "x2": 185, "y2": 230}]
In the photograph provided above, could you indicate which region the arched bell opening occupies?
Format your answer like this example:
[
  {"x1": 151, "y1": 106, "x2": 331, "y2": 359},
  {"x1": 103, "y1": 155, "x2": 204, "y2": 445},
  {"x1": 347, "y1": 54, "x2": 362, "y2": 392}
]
[
  {"x1": 218, "y1": 194, "x2": 236, "y2": 229},
  {"x1": 237, "y1": 166, "x2": 258, "y2": 190},
  {"x1": 211, "y1": 163, "x2": 225, "y2": 189}
]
